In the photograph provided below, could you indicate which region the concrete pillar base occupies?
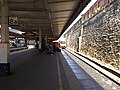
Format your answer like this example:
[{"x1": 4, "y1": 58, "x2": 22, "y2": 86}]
[{"x1": 0, "y1": 63, "x2": 10, "y2": 75}]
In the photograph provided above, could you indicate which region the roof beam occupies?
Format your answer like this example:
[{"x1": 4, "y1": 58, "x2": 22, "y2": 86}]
[
  {"x1": 9, "y1": 8, "x2": 48, "y2": 12},
  {"x1": 48, "y1": 0, "x2": 76, "y2": 4},
  {"x1": 18, "y1": 22, "x2": 50, "y2": 24},
  {"x1": 8, "y1": 0, "x2": 34, "y2": 3},
  {"x1": 3, "y1": 16, "x2": 48, "y2": 19},
  {"x1": 19, "y1": 17, "x2": 48, "y2": 20},
  {"x1": 51, "y1": 20, "x2": 67, "y2": 23},
  {"x1": 50, "y1": 9, "x2": 73, "y2": 13},
  {"x1": 51, "y1": 16, "x2": 68, "y2": 19}
]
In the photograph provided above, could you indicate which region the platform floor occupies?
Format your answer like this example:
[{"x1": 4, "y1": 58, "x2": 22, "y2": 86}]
[
  {"x1": 0, "y1": 48, "x2": 119, "y2": 90},
  {"x1": 62, "y1": 50, "x2": 120, "y2": 90},
  {"x1": 0, "y1": 49, "x2": 82, "y2": 90}
]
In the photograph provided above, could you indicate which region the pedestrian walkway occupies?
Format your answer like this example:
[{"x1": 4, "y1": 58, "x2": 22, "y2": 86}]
[
  {"x1": 62, "y1": 49, "x2": 120, "y2": 90},
  {"x1": 61, "y1": 50, "x2": 103, "y2": 90},
  {"x1": 1, "y1": 48, "x2": 118, "y2": 90},
  {"x1": 0, "y1": 49, "x2": 82, "y2": 90}
]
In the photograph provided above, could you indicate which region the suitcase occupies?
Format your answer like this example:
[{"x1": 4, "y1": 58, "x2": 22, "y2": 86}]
[{"x1": 58, "y1": 49, "x2": 61, "y2": 52}]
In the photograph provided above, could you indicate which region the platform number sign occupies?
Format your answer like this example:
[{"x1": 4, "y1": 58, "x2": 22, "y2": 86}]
[{"x1": 9, "y1": 17, "x2": 18, "y2": 25}]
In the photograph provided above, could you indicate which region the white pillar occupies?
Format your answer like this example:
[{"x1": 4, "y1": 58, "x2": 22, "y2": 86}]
[
  {"x1": 39, "y1": 29, "x2": 41, "y2": 49},
  {"x1": 78, "y1": 36, "x2": 82, "y2": 52},
  {"x1": 0, "y1": 2, "x2": 10, "y2": 74},
  {"x1": 78, "y1": 25, "x2": 83, "y2": 52}
]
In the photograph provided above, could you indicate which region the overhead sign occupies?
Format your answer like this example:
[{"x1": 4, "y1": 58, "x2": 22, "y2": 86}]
[{"x1": 9, "y1": 17, "x2": 18, "y2": 25}]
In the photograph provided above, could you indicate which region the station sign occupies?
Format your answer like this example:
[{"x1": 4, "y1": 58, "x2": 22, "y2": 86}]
[{"x1": 9, "y1": 17, "x2": 18, "y2": 25}]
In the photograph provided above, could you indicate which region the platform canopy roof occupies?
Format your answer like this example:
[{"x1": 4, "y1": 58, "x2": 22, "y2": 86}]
[{"x1": 0, "y1": 0, "x2": 90, "y2": 39}]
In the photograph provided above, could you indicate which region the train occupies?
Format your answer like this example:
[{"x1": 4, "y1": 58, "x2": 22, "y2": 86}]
[{"x1": 59, "y1": 39, "x2": 66, "y2": 49}]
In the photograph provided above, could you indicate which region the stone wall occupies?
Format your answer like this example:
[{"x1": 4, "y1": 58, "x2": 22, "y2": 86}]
[
  {"x1": 66, "y1": 29, "x2": 80, "y2": 52},
  {"x1": 80, "y1": 0, "x2": 120, "y2": 70}
]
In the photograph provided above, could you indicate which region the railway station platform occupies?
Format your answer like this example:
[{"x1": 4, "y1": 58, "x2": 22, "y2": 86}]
[
  {"x1": 0, "y1": 49, "x2": 82, "y2": 90},
  {"x1": 0, "y1": 0, "x2": 120, "y2": 90},
  {"x1": 0, "y1": 48, "x2": 119, "y2": 90}
]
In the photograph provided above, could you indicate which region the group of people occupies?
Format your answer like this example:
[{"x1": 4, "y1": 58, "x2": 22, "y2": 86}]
[{"x1": 40, "y1": 42, "x2": 61, "y2": 54}]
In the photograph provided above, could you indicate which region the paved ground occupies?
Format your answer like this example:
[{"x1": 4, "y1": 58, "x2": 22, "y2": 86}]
[
  {"x1": 1, "y1": 48, "x2": 113, "y2": 90},
  {"x1": 63, "y1": 49, "x2": 120, "y2": 90},
  {"x1": 0, "y1": 49, "x2": 71, "y2": 90}
]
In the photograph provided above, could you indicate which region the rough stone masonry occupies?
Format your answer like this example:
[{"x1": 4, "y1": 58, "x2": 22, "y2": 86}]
[{"x1": 80, "y1": 0, "x2": 120, "y2": 70}]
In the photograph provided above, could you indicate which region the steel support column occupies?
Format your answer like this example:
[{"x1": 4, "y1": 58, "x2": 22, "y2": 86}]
[
  {"x1": 45, "y1": 34, "x2": 48, "y2": 46},
  {"x1": 39, "y1": 29, "x2": 41, "y2": 49}
]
